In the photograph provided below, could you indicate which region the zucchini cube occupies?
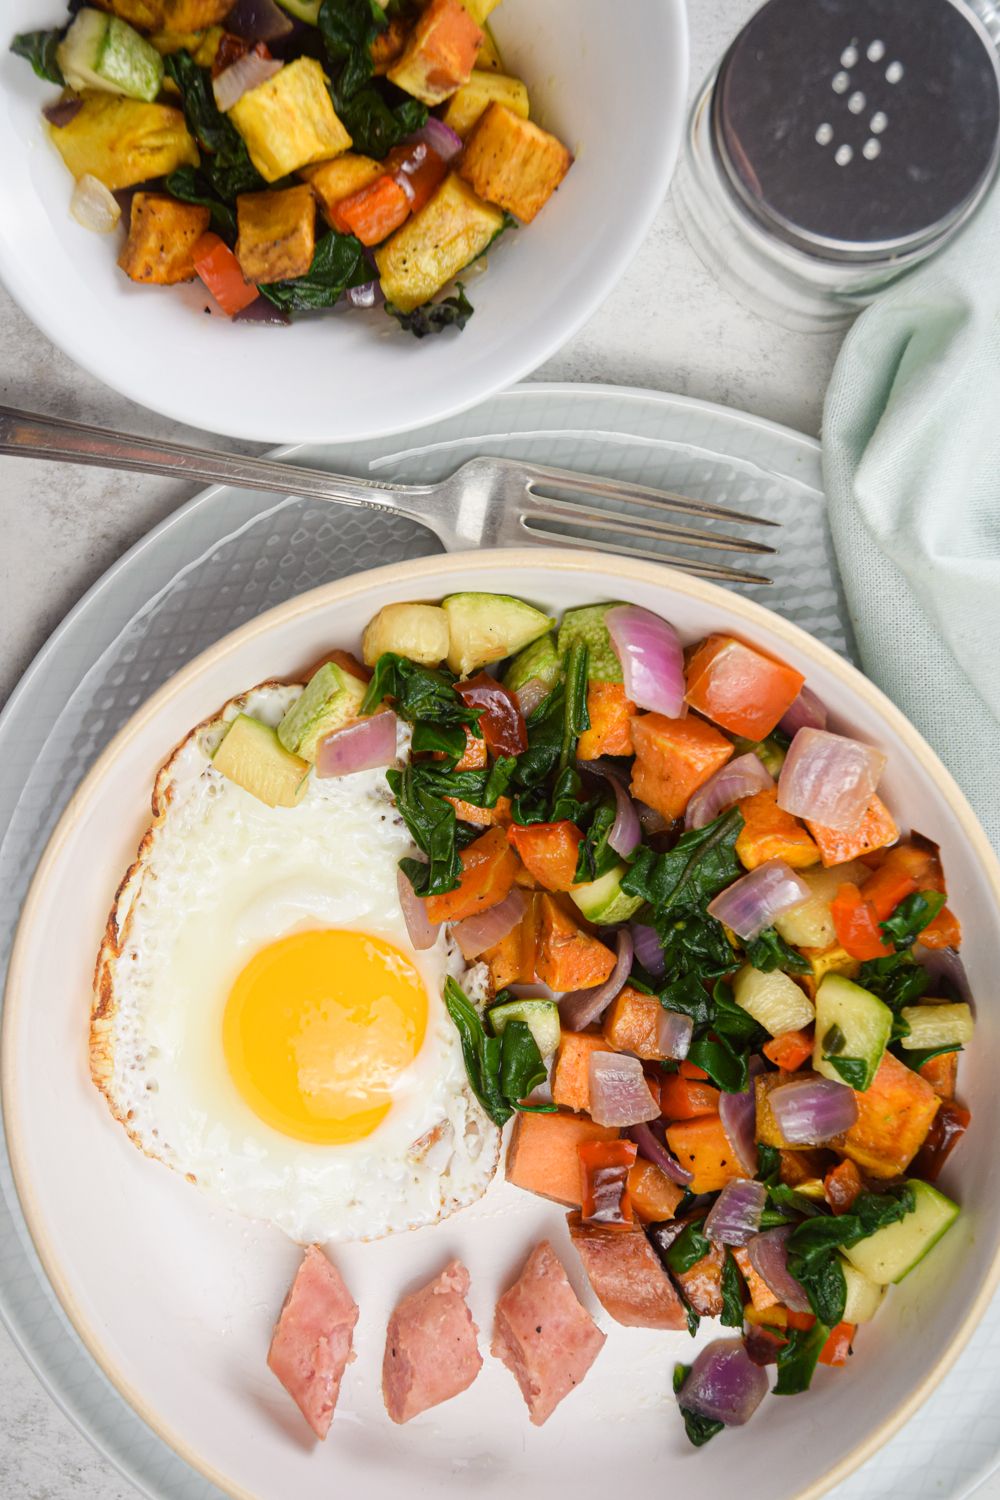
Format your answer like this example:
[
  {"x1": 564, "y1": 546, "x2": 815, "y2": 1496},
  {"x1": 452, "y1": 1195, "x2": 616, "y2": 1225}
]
[
  {"x1": 388, "y1": 0, "x2": 482, "y2": 106},
  {"x1": 375, "y1": 173, "x2": 503, "y2": 314},
  {"x1": 230, "y1": 58, "x2": 352, "y2": 183},
  {"x1": 236, "y1": 184, "x2": 316, "y2": 284},
  {"x1": 118, "y1": 193, "x2": 210, "y2": 284},
  {"x1": 459, "y1": 102, "x2": 572, "y2": 223}
]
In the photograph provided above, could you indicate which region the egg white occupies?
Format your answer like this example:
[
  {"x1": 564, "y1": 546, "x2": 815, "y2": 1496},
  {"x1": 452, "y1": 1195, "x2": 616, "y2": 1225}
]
[{"x1": 93, "y1": 682, "x2": 499, "y2": 1244}]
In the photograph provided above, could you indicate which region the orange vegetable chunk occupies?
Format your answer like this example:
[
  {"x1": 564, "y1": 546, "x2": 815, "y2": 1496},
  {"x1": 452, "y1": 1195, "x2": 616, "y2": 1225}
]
[
  {"x1": 507, "y1": 821, "x2": 583, "y2": 892},
  {"x1": 387, "y1": 0, "x2": 482, "y2": 105},
  {"x1": 919, "y1": 1050, "x2": 958, "y2": 1099},
  {"x1": 685, "y1": 635, "x2": 805, "y2": 739},
  {"x1": 830, "y1": 883, "x2": 894, "y2": 960},
  {"x1": 484, "y1": 894, "x2": 537, "y2": 987},
  {"x1": 577, "y1": 681, "x2": 635, "y2": 759},
  {"x1": 602, "y1": 985, "x2": 669, "y2": 1060},
  {"x1": 832, "y1": 1051, "x2": 940, "y2": 1178},
  {"x1": 506, "y1": 1110, "x2": 619, "y2": 1206},
  {"x1": 664, "y1": 1114, "x2": 744, "y2": 1194},
  {"x1": 424, "y1": 825, "x2": 519, "y2": 923},
  {"x1": 535, "y1": 894, "x2": 616, "y2": 992},
  {"x1": 763, "y1": 1028, "x2": 815, "y2": 1071},
  {"x1": 551, "y1": 1030, "x2": 610, "y2": 1113},
  {"x1": 807, "y1": 794, "x2": 898, "y2": 868},
  {"x1": 191, "y1": 232, "x2": 259, "y2": 315},
  {"x1": 660, "y1": 1074, "x2": 721, "y2": 1120},
  {"x1": 735, "y1": 787, "x2": 819, "y2": 870},
  {"x1": 578, "y1": 1138, "x2": 637, "y2": 1226},
  {"x1": 818, "y1": 1322, "x2": 856, "y2": 1367},
  {"x1": 917, "y1": 906, "x2": 962, "y2": 949},
  {"x1": 334, "y1": 173, "x2": 411, "y2": 245},
  {"x1": 824, "y1": 1158, "x2": 864, "y2": 1214},
  {"x1": 732, "y1": 1245, "x2": 780, "y2": 1312},
  {"x1": 630, "y1": 712, "x2": 733, "y2": 822},
  {"x1": 627, "y1": 1160, "x2": 686, "y2": 1222}
]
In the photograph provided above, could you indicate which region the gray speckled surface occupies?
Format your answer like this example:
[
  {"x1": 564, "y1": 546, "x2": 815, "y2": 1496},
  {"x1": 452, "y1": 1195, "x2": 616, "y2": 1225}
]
[{"x1": 4, "y1": 3, "x2": 991, "y2": 1498}]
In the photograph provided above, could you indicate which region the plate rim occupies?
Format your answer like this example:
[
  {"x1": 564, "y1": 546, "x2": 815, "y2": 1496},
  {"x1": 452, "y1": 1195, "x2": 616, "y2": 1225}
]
[{"x1": 5, "y1": 543, "x2": 1000, "y2": 1500}]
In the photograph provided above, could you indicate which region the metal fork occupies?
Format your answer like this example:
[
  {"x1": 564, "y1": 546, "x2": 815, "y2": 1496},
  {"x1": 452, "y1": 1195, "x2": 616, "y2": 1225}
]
[{"x1": 0, "y1": 405, "x2": 778, "y2": 585}]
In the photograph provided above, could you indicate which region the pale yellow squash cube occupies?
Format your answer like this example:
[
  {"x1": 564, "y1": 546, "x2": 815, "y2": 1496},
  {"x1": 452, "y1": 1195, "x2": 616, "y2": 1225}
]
[
  {"x1": 300, "y1": 153, "x2": 383, "y2": 226},
  {"x1": 236, "y1": 184, "x2": 316, "y2": 284},
  {"x1": 92, "y1": 0, "x2": 165, "y2": 29},
  {"x1": 460, "y1": 0, "x2": 503, "y2": 23},
  {"x1": 460, "y1": 102, "x2": 572, "y2": 223},
  {"x1": 48, "y1": 93, "x2": 199, "y2": 190},
  {"x1": 441, "y1": 69, "x2": 528, "y2": 138},
  {"x1": 375, "y1": 173, "x2": 503, "y2": 313},
  {"x1": 476, "y1": 23, "x2": 504, "y2": 72},
  {"x1": 161, "y1": 0, "x2": 232, "y2": 29},
  {"x1": 230, "y1": 58, "x2": 352, "y2": 184}
]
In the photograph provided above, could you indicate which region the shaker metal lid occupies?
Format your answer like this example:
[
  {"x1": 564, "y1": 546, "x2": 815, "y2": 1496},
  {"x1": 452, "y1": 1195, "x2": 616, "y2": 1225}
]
[{"x1": 711, "y1": 0, "x2": 1000, "y2": 262}]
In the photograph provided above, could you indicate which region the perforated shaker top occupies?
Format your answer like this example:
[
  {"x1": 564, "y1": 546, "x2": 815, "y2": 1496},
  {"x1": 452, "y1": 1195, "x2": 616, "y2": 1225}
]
[{"x1": 711, "y1": 0, "x2": 1000, "y2": 261}]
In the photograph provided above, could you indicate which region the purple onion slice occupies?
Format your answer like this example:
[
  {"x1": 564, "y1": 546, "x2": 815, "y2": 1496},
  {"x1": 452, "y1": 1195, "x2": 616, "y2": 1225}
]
[
  {"x1": 678, "y1": 1339, "x2": 769, "y2": 1427},
  {"x1": 559, "y1": 927, "x2": 632, "y2": 1030},
  {"x1": 588, "y1": 1051, "x2": 660, "y2": 1128},
  {"x1": 606, "y1": 605, "x2": 685, "y2": 718},
  {"x1": 769, "y1": 1076, "x2": 858, "y2": 1145},
  {"x1": 704, "y1": 1178, "x2": 767, "y2": 1246},
  {"x1": 451, "y1": 889, "x2": 525, "y2": 961},
  {"x1": 685, "y1": 752, "x2": 774, "y2": 830},
  {"x1": 627, "y1": 1121, "x2": 694, "y2": 1185},
  {"x1": 707, "y1": 859, "x2": 812, "y2": 941},
  {"x1": 747, "y1": 1226, "x2": 812, "y2": 1313},
  {"x1": 777, "y1": 727, "x2": 886, "y2": 831},
  {"x1": 778, "y1": 684, "x2": 828, "y2": 737},
  {"x1": 630, "y1": 921, "x2": 665, "y2": 979}
]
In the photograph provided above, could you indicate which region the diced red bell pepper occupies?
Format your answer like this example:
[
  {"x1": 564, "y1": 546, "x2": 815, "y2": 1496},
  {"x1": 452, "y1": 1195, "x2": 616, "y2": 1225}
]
[
  {"x1": 578, "y1": 1138, "x2": 637, "y2": 1228},
  {"x1": 917, "y1": 906, "x2": 962, "y2": 950},
  {"x1": 679, "y1": 1060, "x2": 710, "y2": 1080},
  {"x1": 913, "y1": 1098, "x2": 971, "y2": 1180},
  {"x1": 192, "y1": 232, "x2": 259, "y2": 316},
  {"x1": 333, "y1": 174, "x2": 411, "y2": 245},
  {"x1": 385, "y1": 141, "x2": 448, "y2": 215},
  {"x1": 763, "y1": 1028, "x2": 815, "y2": 1071},
  {"x1": 818, "y1": 1321, "x2": 856, "y2": 1367},
  {"x1": 455, "y1": 672, "x2": 528, "y2": 756},
  {"x1": 659, "y1": 1074, "x2": 721, "y2": 1120},
  {"x1": 824, "y1": 1158, "x2": 864, "y2": 1214},
  {"x1": 831, "y1": 882, "x2": 894, "y2": 960}
]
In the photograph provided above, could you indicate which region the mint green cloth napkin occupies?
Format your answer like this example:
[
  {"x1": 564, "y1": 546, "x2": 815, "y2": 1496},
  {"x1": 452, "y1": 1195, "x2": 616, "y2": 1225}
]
[{"x1": 822, "y1": 184, "x2": 1000, "y2": 852}]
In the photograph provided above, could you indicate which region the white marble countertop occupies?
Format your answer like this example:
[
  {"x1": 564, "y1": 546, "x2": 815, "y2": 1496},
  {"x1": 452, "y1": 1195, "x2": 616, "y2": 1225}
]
[{"x1": 1, "y1": 1, "x2": 997, "y2": 1497}]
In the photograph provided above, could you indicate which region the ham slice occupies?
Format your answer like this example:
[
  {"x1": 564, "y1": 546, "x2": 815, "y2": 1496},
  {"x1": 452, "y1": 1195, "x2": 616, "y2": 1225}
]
[
  {"x1": 566, "y1": 1213, "x2": 688, "y2": 1329},
  {"x1": 492, "y1": 1240, "x2": 605, "y2": 1425},
  {"x1": 267, "y1": 1245, "x2": 359, "y2": 1439},
  {"x1": 382, "y1": 1259, "x2": 482, "y2": 1423}
]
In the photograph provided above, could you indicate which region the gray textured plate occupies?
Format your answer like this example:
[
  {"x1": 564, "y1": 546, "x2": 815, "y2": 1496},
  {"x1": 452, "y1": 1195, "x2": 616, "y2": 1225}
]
[{"x1": 0, "y1": 383, "x2": 996, "y2": 1500}]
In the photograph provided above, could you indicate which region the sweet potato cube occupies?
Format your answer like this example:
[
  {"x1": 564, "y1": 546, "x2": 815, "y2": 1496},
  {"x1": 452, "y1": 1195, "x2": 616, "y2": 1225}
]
[
  {"x1": 375, "y1": 172, "x2": 503, "y2": 313},
  {"x1": 807, "y1": 794, "x2": 899, "y2": 868},
  {"x1": 551, "y1": 1031, "x2": 609, "y2": 1113},
  {"x1": 507, "y1": 821, "x2": 582, "y2": 892},
  {"x1": 736, "y1": 787, "x2": 820, "y2": 870},
  {"x1": 732, "y1": 1245, "x2": 779, "y2": 1312},
  {"x1": 459, "y1": 102, "x2": 572, "y2": 223},
  {"x1": 630, "y1": 712, "x2": 733, "y2": 822},
  {"x1": 664, "y1": 1115, "x2": 744, "y2": 1195},
  {"x1": 441, "y1": 69, "x2": 530, "y2": 137},
  {"x1": 506, "y1": 1110, "x2": 619, "y2": 1206},
  {"x1": 685, "y1": 635, "x2": 805, "y2": 740},
  {"x1": 832, "y1": 1051, "x2": 940, "y2": 1178},
  {"x1": 919, "y1": 1050, "x2": 958, "y2": 1099},
  {"x1": 230, "y1": 58, "x2": 352, "y2": 183},
  {"x1": 424, "y1": 825, "x2": 519, "y2": 923},
  {"x1": 118, "y1": 193, "x2": 210, "y2": 285},
  {"x1": 371, "y1": 16, "x2": 409, "y2": 75},
  {"x1": 674, "y1": 1241, "x2": 726, "y2": 1317},
  {"x1": 484, "y1": 893, "x2": 537, "y2": 987},
  {"x1": 162, "y1": 0, "x2": 231, "y2": 26},
  {"x1": 567, "y1": 1215, "x2": 688, "y2": 1330},
  {"x1": 577, "y1": 681, "x2": 635, "y2": 760},
  {"x1": 602, "y1": 986, "x2": 667, "y2": 1060},
  {"x1": 535, "y1": 894, "x2": 616, "y2": 992},
  {"x1": 301, "y1": 153, "x2": 383, "y2": 227},
  {"x1": 388, "y1": 0, "x2": 482, "y2": 105},
  {"x1": 445, "y1": 794, "x2": 512, "y2": 828},
  {"x1": 627, "y1": 1160, "x2": 685, "y2": 1222},
  {"x1": 236, "y1": 184, "x2": 315, "y2": 284}
]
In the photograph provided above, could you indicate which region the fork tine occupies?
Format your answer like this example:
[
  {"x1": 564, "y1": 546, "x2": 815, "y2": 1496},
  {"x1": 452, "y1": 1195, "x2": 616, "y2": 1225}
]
[
  {"x1": 524, "y1": 500, "x2": 777, "y2": 556},
  {"x1": 519, "y1": 461, "x2": 780, "y2": 528},
  {"x1": 519, "y1": 525, "x2": 772, "y2": 585}
]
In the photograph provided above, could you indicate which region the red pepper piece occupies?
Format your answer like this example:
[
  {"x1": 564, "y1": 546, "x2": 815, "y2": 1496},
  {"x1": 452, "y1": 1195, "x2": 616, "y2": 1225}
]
[
  {"x1": 455, "y1": 672, "x2": 528, "y2": 756},
  {"x1": 578, "y1": 1138, "x2": 637, "y2": 1228}
]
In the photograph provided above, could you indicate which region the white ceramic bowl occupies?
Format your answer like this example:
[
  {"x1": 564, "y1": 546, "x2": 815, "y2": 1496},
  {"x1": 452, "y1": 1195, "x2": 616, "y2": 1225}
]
[
  {"x1": 0, "y1": 1, "x2": 687, "y2": 444},
  {"x1": 5, "y1": 549, "x2": 999, "y2": 1500}
]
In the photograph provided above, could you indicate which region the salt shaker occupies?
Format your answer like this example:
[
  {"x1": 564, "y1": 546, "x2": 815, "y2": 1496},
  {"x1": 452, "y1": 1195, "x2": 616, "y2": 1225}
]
[{"x1": 673, "y1": 0, "x2": 1000, "y2": 329}]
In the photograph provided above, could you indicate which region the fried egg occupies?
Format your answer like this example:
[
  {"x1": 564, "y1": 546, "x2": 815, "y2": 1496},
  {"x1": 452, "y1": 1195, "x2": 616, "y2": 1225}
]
[{"x1": 92, "y1": 682, "x2": 499, "y2": 1244}]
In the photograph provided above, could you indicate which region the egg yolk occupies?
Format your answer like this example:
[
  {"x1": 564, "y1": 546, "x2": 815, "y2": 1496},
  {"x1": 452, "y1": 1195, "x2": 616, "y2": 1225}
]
[{"x1": 222, "y1": 929, "x2": 428, "y2": 1144}]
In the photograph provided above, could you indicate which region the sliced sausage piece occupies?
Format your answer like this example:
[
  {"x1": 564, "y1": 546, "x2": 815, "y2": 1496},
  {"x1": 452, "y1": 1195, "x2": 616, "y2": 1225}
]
[
  {"x1": 383, "y1": 1259, "x2": 482, "y2": 1424},
  {"x1": 566, "y1": 1213, "x2": 689, "y2": 1330},
  {"x1": 492, "y1": 1239, "x2": 605, "y2": 1426},
  {"x1": 267, "y1": 1245, "x2": 359, "y2": 1439}
]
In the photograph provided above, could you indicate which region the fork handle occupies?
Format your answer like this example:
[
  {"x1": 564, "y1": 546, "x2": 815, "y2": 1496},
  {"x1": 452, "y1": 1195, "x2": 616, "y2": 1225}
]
[{"x1": 0, "y1": 405, "x2": 433, "y2": 517}]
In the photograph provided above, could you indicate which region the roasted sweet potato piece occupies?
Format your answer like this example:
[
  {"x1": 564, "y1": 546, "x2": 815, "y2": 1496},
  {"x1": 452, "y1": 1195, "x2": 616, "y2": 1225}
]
[
  {"x1": 602, "y1": 985, "x2": 667, "y2": 1060},
  {"x1": 507, "y1": 821, "x2": 583, "y2": 892},
  {"x1": 659, "y1": 1073, "x2": 721, "y2": 1120},
  {"x1": 630, "y1": 712, "x2": 733, "y2": 822},
  {"x1": 236, "y1": 184, "x2": 316, "y2": 284},
  {"x1": 445, "y1": 794, "x2": 512, "y2": 828},
  {"x1": 162, "y1": 0, "x2": 231, "y2": 27},
  {"x1": 301, "y1": 153, "x2": 383, "y2": 227},
  {"x1": 371, "y1": 16, "x2": 409, "y2": 74},
  {"x1": 664, "y1": 1115, "x2": 744, "y2": 1194},
  {"x1": 484, "y1": 896, "x2": 537, "y2": 988},
  {"x1": 505, "y1": 1110, "x2": 618, "y2": 1206},
  {"x1": 763, "y1": 1028, "x2": 815, "y2": 1071},
  {"x1": 917, "y1": 906, "x2": 962, "y2": 949},
  {"x1": 118, "y1": 193, "x2": 210, "y2": 284},
  {"x1": 735, "y1": 788, "x2": 819, "y2": 871},
  {"x1": 807, "y1": 794, "x2": 898, "y2": 868},
  {"x1": 535, "y1": 894, "x2": 616, "y2": 992},
  {"x1": 577, "y1": 681, "x2": 635, "y2": 760},
  {"x1": 919, "y1": 1050, "x2": 958, "y2": 1099},
  {"x1": 627, "y1": 1160, "x2": 685, "y2": 1223},
  {"x1": 832, "y1": 1051, "x2": 940, "y2": 1178},
  {"x1": 732, "y1": 1246, "x2": 780, "y2": 1312},
  {"x1": 824, "y1": 1158, "x2": 864, "y2": 1213},
  {"x1": 459, "y1": 102, "x2": 572, "y2": 223},
  {"x1": 674, "y1": 1241, "x2": 725, "y2": 1317},
  {"x1": 388, "y1": 0, "x2": 482, "y2": 105},
  {"x1": 551, "y1": 1030, "x2": 610, "y2": 1113},
  {"x1": 424, "y1": 825, "x2": 519, "y2": 923},
  {"x1": 567, "y1": 1214, "x2": 688, "y2": 1330}
]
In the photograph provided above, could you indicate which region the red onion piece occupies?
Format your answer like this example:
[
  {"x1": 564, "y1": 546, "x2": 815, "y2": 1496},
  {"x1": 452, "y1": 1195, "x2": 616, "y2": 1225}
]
[
  {"x1": 559, "y1": 928, "x2": 633, "y2": 1029},
  {"x1": 744, "y1": 1324, "x2": 784, "y2": 1366},
  {"x1": 769, "y1": 1077, "x2": 859, "y2": 1145},
  {"x1": 685, "y1": 752, "x2": 774, "y2": 830},
  {"x1": 345, "y1": 279, "x2": 383, "y2": 309},
  {"x1": 588, "y1": 1052, "x2": 660, "y2": 1127},
  {"x1": 225, "y1": 0, "x2": 294, "y2": 40},
  {"x1": 747, "y1": 1226, "x2": 812, "y2": 1313},
  {"x1": 408, "y1": 117, "x2": 463, "y2": 161},
  {"x1": 704, "y1": 1178, "x2": 767, "y2": 1245},
  {"x1": 606, "y1": 605, "x2": 685, "y2": 718},
  {"x1": 583, "y1": 760, "x2": 641, "y2": 857},
  {"x1": 630, "y1": 921, "x2": 665, "y2": 979},
  {"x1": 636, "y1": 799, "x2": 670, "y2": 834},
  {"x1": 451, "y1": 889, "x2": 526, "y2": 960},
  {"x1": 70, "y1": 174, "x2": 121, "y2": 234},
  {"x1": 627, "y1": 1122, "x2": 694, "y2": 1185},
  {"x1": 916, "y1": 946, "x2": 972, "y2": 1006},
  {"x1": 678, "y1": 1339, "x2": 769, "y2": 1427},
  {"x1": 719, "y1": 1080, "x2": 759, "y2": 1176},
  {"x1": 707, "y1": 858, "x2": 811, "y2": 940},
  {"x1": 233, "y1": 299, "x2": 289, "y2": 325},
  {"x1": 779, "y1": 684, "x2": 828, "y2": 737},
  {"x1": 656, "y1": 1008, "x2": 693, "y2": 1060},
  {"x1": 777, "y1": 727, "x2": 886, "y2": 831},
  {"x1": 314, "y1": 710, "x2": 397, "y2": 778},
  {"x1": 396, "y1": 868, "x2": 439, "y2": 951},
  {"x1": 514, "y1": 677, "x2": 550, "y2": 718},
  {"x1": 213, "y1": 52, "x2": 283, "y2": 110},
  {"x1": 44, "y1": 96, "x2": 83, "y2": 128}
]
